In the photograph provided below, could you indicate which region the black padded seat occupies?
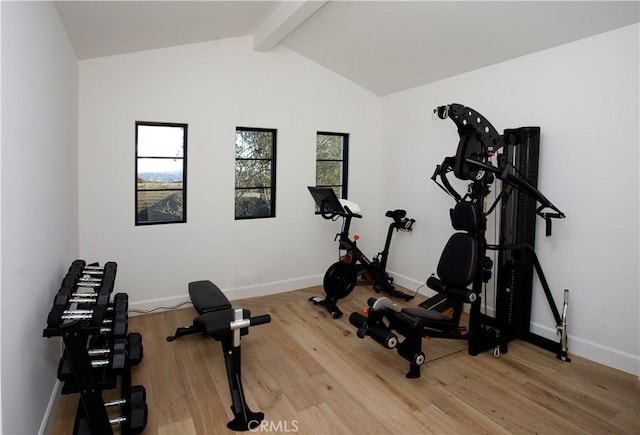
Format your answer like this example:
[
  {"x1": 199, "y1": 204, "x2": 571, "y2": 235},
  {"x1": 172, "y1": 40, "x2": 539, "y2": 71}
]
[
  {"x1": 385, "y1": 209, "x2": 407, "y2": 220},
  {"x1": 402, "y1": 307, "x2": 457, "y2": 330},
  {"x1": 189, "y1": 280, "x2": 231, "y2": 314},
  {"x1": 402, "y1": 307, "x2": 451, "y2": 322}
]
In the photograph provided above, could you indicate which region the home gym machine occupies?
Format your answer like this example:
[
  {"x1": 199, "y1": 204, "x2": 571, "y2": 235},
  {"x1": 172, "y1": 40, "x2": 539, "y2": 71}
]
[
  {"x1": 167, "y1": 280, "x2": 271, "y2": 431},
  {"x1": 43, "y1": 259, "x2": 147, "y2": 434},
  {"x1": 308, "y1": 186, "x2": 415, "y2": 318},
  {"x1": 350, "y1": 103, "x2": 570, "y2": 378}
]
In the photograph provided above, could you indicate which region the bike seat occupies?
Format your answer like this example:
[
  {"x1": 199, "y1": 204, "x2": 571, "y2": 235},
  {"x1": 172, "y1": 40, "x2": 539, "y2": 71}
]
[{"x1": 385, "y1": 209, "x2": 407, "y2": 220}]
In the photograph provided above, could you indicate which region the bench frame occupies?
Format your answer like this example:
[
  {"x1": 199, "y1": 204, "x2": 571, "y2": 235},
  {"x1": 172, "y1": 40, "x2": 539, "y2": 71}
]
[{"x1": 167, "y1": 281, "x2": 266, "y2": 431}]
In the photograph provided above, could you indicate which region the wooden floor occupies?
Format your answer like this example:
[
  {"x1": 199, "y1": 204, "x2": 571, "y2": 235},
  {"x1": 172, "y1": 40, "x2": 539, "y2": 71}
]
[{"x1": 51, "y1": 285, "x2": 639, "y2": 434}]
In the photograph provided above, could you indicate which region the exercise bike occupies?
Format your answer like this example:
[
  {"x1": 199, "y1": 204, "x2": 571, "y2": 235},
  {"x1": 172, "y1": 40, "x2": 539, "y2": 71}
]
[{"x1": 308, "y1": 186, "x2": 416, "y2": 318}]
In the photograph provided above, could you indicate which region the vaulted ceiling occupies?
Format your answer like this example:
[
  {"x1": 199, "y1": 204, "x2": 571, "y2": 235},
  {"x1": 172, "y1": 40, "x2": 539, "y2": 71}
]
[{"x1": 55, "y1": 1, "x2": 640, "y2": 96}]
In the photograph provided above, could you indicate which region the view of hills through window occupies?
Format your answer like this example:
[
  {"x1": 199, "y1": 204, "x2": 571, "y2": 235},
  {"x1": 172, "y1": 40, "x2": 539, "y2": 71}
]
[{"x1": 135, "y1": 122, "x2": 187, "y2": 225}]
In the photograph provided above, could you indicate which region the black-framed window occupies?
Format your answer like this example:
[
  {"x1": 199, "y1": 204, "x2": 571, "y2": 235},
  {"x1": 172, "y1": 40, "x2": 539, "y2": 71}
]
[
  {"x1": 235, "y1": 127, "x2": 277, "y2": 219},
  {"x1": 316, "y1": 131, "x2": 349, "y2": 201},
  {"x1": 135, "y1": 121, "x2": 187, "y2": 225}
]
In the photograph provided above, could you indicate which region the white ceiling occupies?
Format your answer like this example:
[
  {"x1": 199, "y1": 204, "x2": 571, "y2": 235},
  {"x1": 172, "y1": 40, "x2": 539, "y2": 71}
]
[{"x1": 55, "y1": 1, "x2": 640, "y2": 96}]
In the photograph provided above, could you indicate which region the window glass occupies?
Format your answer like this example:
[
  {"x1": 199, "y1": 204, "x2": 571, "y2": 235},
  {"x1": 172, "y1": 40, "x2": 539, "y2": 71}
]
[
  {"x1": 235, "y1": 127, "x2": 276, "y2": 220},
  {"x1": 135, "y1": 122, "x2": 187, "y2": 225},
  {"x1": 316, "y1": 132, "x2": 348, "y2": 201}
]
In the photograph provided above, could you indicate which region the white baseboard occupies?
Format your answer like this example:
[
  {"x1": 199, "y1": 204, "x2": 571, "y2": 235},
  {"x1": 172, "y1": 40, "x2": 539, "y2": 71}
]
[
  {"x1": 392, "y1": 271, "x2": 639, "y2": 376},
  {"x1": 389, "y1": 272, "x2": 436, "y2": 298},
  {"x1": 224, "y1": 275, "x2": 322, "y2": 301},
  {"x1": 128, "y1": 275, "x2": 323, "y2": 315},
  {"x1": 128, "y1": 272, "x2": 639, "y2": 376},
  {"x1": 39, "y1": 380, "x2": 62, "y2": 435},
  {"x1": 528, "y1": 322, "x2": 640, "y2": 376}
]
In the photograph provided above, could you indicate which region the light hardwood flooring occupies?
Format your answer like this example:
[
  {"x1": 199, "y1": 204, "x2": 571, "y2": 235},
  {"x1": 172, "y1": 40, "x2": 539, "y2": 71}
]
[{"x1": 51, "y1": 284, "x2": 639, "y2": 434}]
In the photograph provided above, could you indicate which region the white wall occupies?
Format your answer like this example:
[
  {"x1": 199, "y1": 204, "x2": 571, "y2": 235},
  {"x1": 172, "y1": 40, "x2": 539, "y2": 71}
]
[
  {"x1": 78, "y1": 37, "x2": 384, "y2": 309},
  {"x1": 0, "y1": 5, "x2": 633, "y2": 432},
  {"x1": 78, "y1": 25, "x2": 640, "y2": 376},
  {"x1": 383, "y1": 24, "x2": 640, "y2": 375},
  {"x1": 1, "y1": 1, "x2": 79, "y2": 434}
]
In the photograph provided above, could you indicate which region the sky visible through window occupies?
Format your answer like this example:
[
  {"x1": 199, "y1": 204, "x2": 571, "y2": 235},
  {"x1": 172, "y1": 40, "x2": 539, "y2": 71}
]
[{"x1": 137, "y1": 125, "x2": 184, "y2": 174}]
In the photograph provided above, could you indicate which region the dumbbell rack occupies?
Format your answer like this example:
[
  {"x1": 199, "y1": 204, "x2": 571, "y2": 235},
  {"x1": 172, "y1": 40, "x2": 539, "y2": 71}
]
[{"x1": 43, "y1": 260, "x2": 148, "y2": 435}]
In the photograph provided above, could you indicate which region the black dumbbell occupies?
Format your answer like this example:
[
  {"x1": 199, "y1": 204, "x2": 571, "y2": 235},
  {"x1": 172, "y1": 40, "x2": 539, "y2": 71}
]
[
  {"x1": 97, "y1": 334, "x2": 142, "y2": 370},
  {"x1": 106, "y1": 385, "x2": 148, "y2": 434},
  {"x1": 74, "y1": 278, "x2": 116, "y2": 300},
  {"x1": 67, "y1": 260, "x2": 87, "y2": 277},
  {"x1": 102, "y1": 261, "x2": 117, "y2": 278},
  {"x1": 127, "y1": 332, "x2": 143, "y2": 366},
  {"x1": 91, "y1": 337, "x2": 128, "y2": 371},
  {"x1": 56, "y1": 330, "x2": 141, "y2": 382},
  {"x1": 47, "y1": 292, "x2": 127, "y2": 328},
  {"x1": 47, "y1": 305, "x2": 106, "y2": 327},
  {"x1": 57, "y1": 338, "x2": 128, "y2": 382},
  {"x1": 83, "y1": 261, "x2": 117, "y2": 277},
  {"x1": 53, "y1": 285, "x2": 113, "y2": 308},
  {"x1": 63, "y1": 259, "x2": 116, "y2": 283},
  {"x1": 111, "y1": 293, "x2": 129, "y2": 336},
  {"x1": 99, "y1": 317, "x2": 128, "y2": 338},
  {"x1": 70, "y1": 259, "x2": 87, "y2": 268},
  {"x1": 52, "y1": 276, "x2": 115, "y2": 308},
  {"x1": 52, "y1": 260, "x2": 117, "y2": 308},
  {"x1": 61, "y1": 271, "x2": 82, "y2": 289},
  {"x1": 90, "y1": 333, "x2": 142, "y2": 369}
]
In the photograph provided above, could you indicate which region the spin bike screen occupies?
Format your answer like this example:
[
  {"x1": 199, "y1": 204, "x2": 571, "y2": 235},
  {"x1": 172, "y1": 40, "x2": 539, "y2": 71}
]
[{"x1": 307, "y1": 186, "x2": 346, "y2": 216}]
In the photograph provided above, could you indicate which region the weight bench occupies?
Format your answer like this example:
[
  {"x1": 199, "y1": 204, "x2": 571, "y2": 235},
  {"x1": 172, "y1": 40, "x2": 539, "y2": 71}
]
[{"x1": 167, "y1": 281, "x2": 271, "y2": 431}]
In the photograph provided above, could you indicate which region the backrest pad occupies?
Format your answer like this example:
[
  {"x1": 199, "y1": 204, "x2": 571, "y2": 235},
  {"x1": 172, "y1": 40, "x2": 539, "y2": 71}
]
[
  {"x1": 450, "y1": 201, "x2": 484, "y2": 232},
  {"x1": 437, "y1": 233, "x2": 478, "y2": 287}
]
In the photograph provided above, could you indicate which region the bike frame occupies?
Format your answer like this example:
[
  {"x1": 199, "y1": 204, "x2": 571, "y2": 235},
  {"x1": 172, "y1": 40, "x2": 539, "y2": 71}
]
[{"x1": 334, "y1": 211, "x2": 413, "y2": 297}]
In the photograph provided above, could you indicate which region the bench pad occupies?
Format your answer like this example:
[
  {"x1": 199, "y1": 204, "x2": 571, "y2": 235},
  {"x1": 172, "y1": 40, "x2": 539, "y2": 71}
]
[
  {"x1": 189, "y1": 280, "x2": 231, "y2": 314},
  {"x1": 401, "y1": 307, "x2": 459, "y2": 331}
]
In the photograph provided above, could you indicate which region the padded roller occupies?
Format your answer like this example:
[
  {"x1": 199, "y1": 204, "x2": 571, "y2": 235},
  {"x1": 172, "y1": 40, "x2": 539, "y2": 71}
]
[
  {"x1": 397, "y1": 342, "x2": 425, "y2": 366},
  {"x1": 388, "y1": 311, "x2": 422, "y2": 336},
  {"x1": 426, "y1": 276, "x2": 445, "y2": 293},
  {"x1": 427, "y1": 276, "x2": 476, "y2": 303},
  {"x1": 349, "y1": 312, "x2": 367, "y2": 329},
  {"x1": 194, "y1": 309, "x2": 234, "y2": 335},
  {"x1": 349, "y1": 312, "x2": 397, "y2": 348},
  {"x1": 367, "y1": 324, "x2": 398, "y2": 349}
]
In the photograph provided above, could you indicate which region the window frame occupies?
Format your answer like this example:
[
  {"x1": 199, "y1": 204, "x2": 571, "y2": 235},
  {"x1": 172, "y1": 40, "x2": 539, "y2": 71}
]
[
  {"x1": 315, "y1": 131, "x2": 349, "y2": 202},
  {"x1": 234, "y1": 126, "x2": 277, "y2": 220},
  {"x1": 135, "y1": 121, "x2": 188, "y2": 226}
]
